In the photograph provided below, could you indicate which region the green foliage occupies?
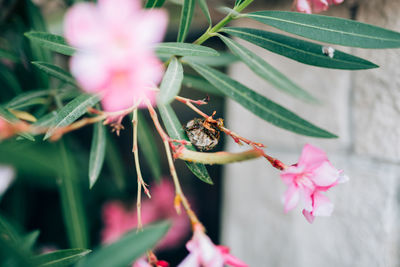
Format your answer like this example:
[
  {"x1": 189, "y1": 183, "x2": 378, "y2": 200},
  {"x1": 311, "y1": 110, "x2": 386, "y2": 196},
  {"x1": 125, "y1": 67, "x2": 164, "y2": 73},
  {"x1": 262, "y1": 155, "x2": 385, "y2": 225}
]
[
  {"x1": 25, "y1": 32, "x2": 75, "y2": 56},
  {"x1": 245, "y1": 11, "x2": 400, "y2": 48},
  {"x1": 182, "y1": 52, "x2": 239, "y2": 66},
  {"x1": 187, "y1": 61, "x2": 337, "y2": 138},
  {"x1": 218, "y1": 34, "x2": 317, "y2": 103},
  {"x1": 31, "y1": 62, "x2": 77, "y2": 86},
  {"x1": 222, "y1": 27, "x2": 379, "y2": 70},
  {"x1": 182, "y1": 74, "x2": 224, "y2": 96},
  {"x1": 145, "y1": 0, "x2": 167, "y2": 8},
  {"x1": 158, "y1": 57, "x2": 184, "y2": 105},
  {"x1": 158, "y1": 104, "x2": 213, "y2": 184},
  {"x1": 89, "y1": 122, "x2": 106, "y2": 189},
  {"x1": 177, "y1": 0, "x2": 196, "y2": 42},
  {"x1": 156, "y1": 42, "x2": 219, "y2": 57},
  {"x1": 81, "y1": 222, "x2": 170, "y2": 267},
  {"x1": 32, "y1": 248, "x2": 91, "y2": 267},
  {"x1": 198, "y1": 0, "x2": 212, "y2": 26},
  {"x1": 44, "y1": 94, "x2": 100, "y2": 140}
]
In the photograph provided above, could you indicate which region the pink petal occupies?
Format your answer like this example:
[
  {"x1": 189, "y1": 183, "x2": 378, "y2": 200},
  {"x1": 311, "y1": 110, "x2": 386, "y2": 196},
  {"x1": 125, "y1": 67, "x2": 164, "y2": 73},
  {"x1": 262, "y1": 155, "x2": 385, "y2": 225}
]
[
  {"x1": 98, "y1": 0, "x2": 141, "y2": 24},
  {"x1": 300, "y1": 186, "x2": 314, "y2": 212},
  {"x1": 298, "y1": 144, "x2": 328, "y2": 171},
  {"x1": 64, "y1": 3, "x2": 102, "y2": 48},
  {"x1": 280, "y1": 165, "x2": 303, "y2": 185},
  {"x1": 217, "y1": 246, "x2": 248, "y2": 267},
  {"x1": 302, "y1": 209, "x2": 315, "y2": 223},
  {"x1": 311, "y1": 161, "x2": 340, "y2": 187},
  {"x1": 70, "y1": 53, "x2": 110, "y2": 93},
  {"x1": 312, "y1": 0, "x2": 329, "y2": 13},
  {"x1": 284, "y1": 184, "x2": 300, "y2": 212},
  {"x1": 312, "y1": 192, "x2": 334, "y2": 217},
  {"x1": 134, "y1": 10, "x2": 169, "y2": 45},
  {"x1": 178, "y1": 252, "x2": 200, "y2": 267},
  {"x1": 295, "y1": 0, "x2": 312, "y2": 13},
  {"x1": 133, "y1": 257, "x2": 152, "y2": 267}
]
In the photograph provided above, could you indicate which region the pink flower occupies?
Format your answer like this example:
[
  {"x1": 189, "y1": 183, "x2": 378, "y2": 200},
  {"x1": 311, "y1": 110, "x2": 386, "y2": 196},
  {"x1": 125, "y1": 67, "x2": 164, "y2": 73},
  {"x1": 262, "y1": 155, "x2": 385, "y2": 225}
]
[
  {"x1": 293, "y1": 0, "x2": 344, "y2": 14},
  {"x1": 101, "y1": 179, "x2": 191, "y2": 250},
  {"x1": 64, "y1": 0, "x2": 168, "y2": 111},
  {"x1": 178, "y1": 224, "x2": 248, "y2": 267},
  {"x1": 280, "y1": 144, "x2": 348, "y2": 223}
]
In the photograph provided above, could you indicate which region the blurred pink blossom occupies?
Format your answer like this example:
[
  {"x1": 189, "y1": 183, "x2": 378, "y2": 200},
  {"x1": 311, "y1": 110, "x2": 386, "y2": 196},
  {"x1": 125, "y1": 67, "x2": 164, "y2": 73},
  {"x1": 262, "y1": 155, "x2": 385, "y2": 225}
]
[
  {"x1": 293, "y1": 0, "x2": 344, "y2": 13},
  {"x1": 280, "y1": 144, "x2": 348, "y2": 223},
  {"x1": 178, "y1": 224, "x2": 248, "y2": 267},
  {"x1": 101, "y1": 179, "x2": 191, "y2": 250},
  {"x1": 64, "y1": 0, "x2": 167, "y2": 111}
]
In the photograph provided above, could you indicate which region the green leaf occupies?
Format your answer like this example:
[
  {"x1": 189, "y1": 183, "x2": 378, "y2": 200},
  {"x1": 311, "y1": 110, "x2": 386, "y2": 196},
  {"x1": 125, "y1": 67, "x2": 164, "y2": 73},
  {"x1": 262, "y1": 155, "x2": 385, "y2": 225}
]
[
  {"x1": 158, "y1": 57, "x2": 184, "y2": 105},
  {"x1": 198, "y1": 0, "x2": 212, "y2": 26},
  {"x1": 105, "y1": 135, "x2": 126, "y2": 190},
  {"x1": 158, "y1": 104, "x2": 213, "y2": 184},
  {"x1": 82, "y1": 222, "x2": 170, "y2": 267},
  {"x1": 182, "y1": 52, "x2": 239, "y2": 66},
  {"x1": 137, "y1": 111, "x2": 161, "y2": 182},
  {"x1": 5, "y1": 90, "x2": 50, "y2": 109},
  {"x1": 24, "y1": 31, "x2": 75, "y2": 56},
  {"x1": 0, "y1": 49, "x2": 19, "y2": 62},
  {"x1": 187, "y1": 62, "x2": 337, "y2": 138},
  {"x1": 235, "y1": 0, "x2": 245, "y2": 6},
  {"x1": 156, "y1": 43, "x2": 219, "y2": 57},
  {"x1": 245, "y1": 11, "x2": 400, "y2": 49},
  {"x1": 218, "y1": 34, "x2": 317, "y2": 103},
  {"x1": 32, "y1": 248, "x2": 91, "y2": 267},
  {"x1": 31, "y1": 62, "x2": 77, "y2": 86},
  {"x1": 145, "y1": 0, "x2": 166, "y2": 8},
  {"x1": 44, "y1": 94, "x2": 100, "y2": 140},
  {"x1": 58, "y1": 141, "x2": 88, "y2": 248},
  {"x1": 222, "y1": 27, "x2": 378, "y2": 70},
  {"x1": 89, "y1": 122, "x2": 106, "y2": 189},
  {"x1": 33, "y1": 111, "x2": 57, "y2": 128},
  {"x1": 182, "y1": 74, "x2": 223, "y2": 96},
  {"x1": 21, "y1": 230, "x2": 40, "y2": 252},
  {"x1": 177, "y1": 0, "x2": 196, "y2": 42}
]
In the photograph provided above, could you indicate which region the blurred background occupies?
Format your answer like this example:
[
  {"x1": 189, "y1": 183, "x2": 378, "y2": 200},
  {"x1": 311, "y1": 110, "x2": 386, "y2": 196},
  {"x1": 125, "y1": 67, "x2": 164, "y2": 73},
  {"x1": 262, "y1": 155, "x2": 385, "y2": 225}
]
[{"x1": 0, "y1": 0, "x2": 399, "y2": 266}]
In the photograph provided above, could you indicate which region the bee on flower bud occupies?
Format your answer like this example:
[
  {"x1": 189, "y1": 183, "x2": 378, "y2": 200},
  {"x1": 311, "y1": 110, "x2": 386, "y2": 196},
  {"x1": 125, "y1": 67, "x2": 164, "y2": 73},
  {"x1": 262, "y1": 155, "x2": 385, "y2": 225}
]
[{"x1": 184, "y1": 117, "x2": 223, "y2": 151}]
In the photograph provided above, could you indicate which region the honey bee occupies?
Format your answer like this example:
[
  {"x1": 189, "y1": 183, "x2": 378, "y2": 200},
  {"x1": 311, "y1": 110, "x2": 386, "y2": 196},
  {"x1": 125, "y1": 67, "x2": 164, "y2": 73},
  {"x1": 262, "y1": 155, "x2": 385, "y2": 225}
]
[{"x1": 184, "y1": 118, "x2": 223, "y2": 151}]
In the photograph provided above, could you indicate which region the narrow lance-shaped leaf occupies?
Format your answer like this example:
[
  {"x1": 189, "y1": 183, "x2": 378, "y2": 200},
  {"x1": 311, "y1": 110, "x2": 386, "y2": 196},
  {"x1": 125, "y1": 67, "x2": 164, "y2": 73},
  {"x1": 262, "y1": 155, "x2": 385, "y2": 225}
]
[
  {"x1": 24, "y1": 31, "x2": 75, "y2": 56},
  {"x1": 177, "y1": 0, "x2": 196, "y2": 42},
  {"x1": 6, "y1": 90, "x2": 51, "y2": 109},
  {"x1": 218, "y1": 34, "x2": 317, "y2": 103},
  {"x1": 89, "y1": 122, "x2": 106, "y2": 189},
  {"x1": 197, "y1": 0, "x2": 211, "y2": 27},
  {"x1": 187, "y1": 61, "x2": 337, "y2": 138},
  {"x1": 158, "y1": 57, "x2": 183, "y2": 105},
  {"x1": 182, "y1": 52, "x2": 239, "y2": 66},
  {"x1": 182, "y1": 74, "x2": 224, "y2": 96},
  {"x1": 32, "y1": 248, "x2": 91, "y2": 267},
  {"x1": 156, "y1": 42, "x2": 219, "y2": 57},
  {"x1": 32, "y1": 62, "x2": 77, "y2": 86},
  {"x1": 44, "y1": 94, "x2": 100, "y2": 140},
  {"x1": 137, "y1": 111, "x2": 161, "y2": 182},
  {"x1": 58, "y1": 141, "x2": 89, "y2": 248},
  {"x1": 222, "y1": 27, "x2": 378, "y2": 70},
  {"x1": 245, "y1": 11, "x2": 400, "y2": 49},
  {"x1": 0, "y1": 64, "x2": 23, "y2": 95},
  {"x1": 158, "y1": 104, "x2": 213, "y2": 184},
  {"x1": 81, "y1": 222, "x2": 170, "y2": 267},
  {"x1": 145, "y1": 0, "x2": 167, "y2": 8}
]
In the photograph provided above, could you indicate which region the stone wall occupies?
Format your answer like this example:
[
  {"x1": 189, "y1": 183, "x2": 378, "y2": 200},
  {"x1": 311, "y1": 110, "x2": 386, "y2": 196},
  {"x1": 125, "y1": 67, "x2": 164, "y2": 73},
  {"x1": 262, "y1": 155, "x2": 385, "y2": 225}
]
[{"x1": 221, "y1": 1, "x2": 400, "y2": 266}]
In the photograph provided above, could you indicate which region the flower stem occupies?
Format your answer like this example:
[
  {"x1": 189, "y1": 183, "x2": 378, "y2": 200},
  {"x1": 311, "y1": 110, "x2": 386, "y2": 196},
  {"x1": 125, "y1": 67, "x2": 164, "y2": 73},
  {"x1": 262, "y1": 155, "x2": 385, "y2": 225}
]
[
  {"x1": 193, "y1": 0, "x2": 254, "y2": 45},
  {"x1": 176, "y1": 147, "x2": 262, "y2": 164},
  {"x1": 145, "y1": 99, "x2": 201, "y2": 227}
]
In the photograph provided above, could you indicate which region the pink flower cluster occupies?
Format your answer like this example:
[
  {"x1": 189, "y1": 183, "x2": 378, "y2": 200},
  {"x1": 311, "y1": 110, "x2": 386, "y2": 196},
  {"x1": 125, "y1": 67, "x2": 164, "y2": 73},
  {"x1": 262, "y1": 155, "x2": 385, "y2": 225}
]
[
  {"x1": 178, "y1": 224, "x2": 248, "y2": 267},
  {"x1": 101, "y1": 179, "x2": 190, "y2": 250},
  {"x1": 293, "y1": 0, "x2": 344, "y2": 13},
  {"x1": 280, "y1": 144, "x2": 348, "y2": 223},
  {"x1": 64, "y1": 0, "x2": 167, "y2": 111}
]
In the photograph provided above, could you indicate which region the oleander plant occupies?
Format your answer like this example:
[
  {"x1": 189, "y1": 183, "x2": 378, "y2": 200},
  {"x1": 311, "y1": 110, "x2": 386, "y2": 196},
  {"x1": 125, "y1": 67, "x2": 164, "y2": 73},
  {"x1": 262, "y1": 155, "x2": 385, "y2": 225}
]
[{"x1": 1, "y1": 0, "x2": 400, "y2": 266}]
